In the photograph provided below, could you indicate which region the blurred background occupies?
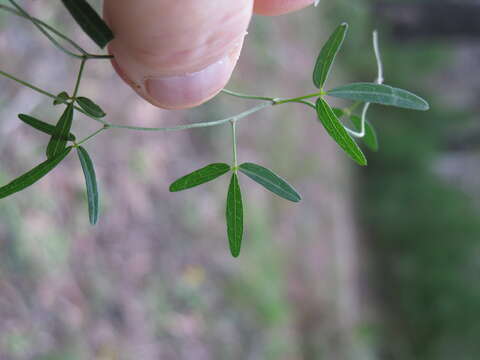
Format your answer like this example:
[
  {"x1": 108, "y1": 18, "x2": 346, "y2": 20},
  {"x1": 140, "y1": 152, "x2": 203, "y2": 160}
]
[{"x1": 1, "y1": 0, "x2": 480, "y2": 359}]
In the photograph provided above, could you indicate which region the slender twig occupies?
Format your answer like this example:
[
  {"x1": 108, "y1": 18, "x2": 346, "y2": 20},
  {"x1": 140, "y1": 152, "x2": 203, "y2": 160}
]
[
  {"x1": 0, "y1": 4, "x2": 86, "y2": 55},
  {"x1": 0, "y1": 69, "x2": 58, "y2": 100},
  {"x1": 230, "y1": 121, "x2": 238, "y2": 170},
  {"x1": 0, "y1": 69, "x2": 107, "y2": 123},
  {"x1": 73, "y1": 58, "x2": 87, "y2": 98},
  {"x1": 106, "y1": 103, "x2": 271, "y2": 132},
  {"x1": 7, "y1": 0, "x2": 84, "y2": 58},
  {"x1": 1, "y1": 2, "x2": 112, "y2": 60},
  {"x1": 76, "y1": 126, "x2": 107, "y2": 146}
]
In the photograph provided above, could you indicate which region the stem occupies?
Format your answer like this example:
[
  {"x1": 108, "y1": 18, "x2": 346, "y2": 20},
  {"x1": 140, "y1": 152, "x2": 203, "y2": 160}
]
[
  {"x1": 7, "y1": 0, "x2": 83, "y2": 58},
  {"x1": 0, "y1": 68, "x2": 108, "y2": 123},
  {"x1": 76, "y1": 126, "x2": 107, "y2": 146},
  {"x1": 223, "y1": 88, "x2": 325, "y2": 106},
  {"x1": 0, "y1": 4, "x2": 85, "y2": 55},
  {"x1": 73, "y1": 58, "x2": 87, "y2": 98},
  {"x1": 274, "y1": 91, "x2": 325, "y2": 105},
  {"x1": 0, "y1": 69, "x2": 57, "y2": 99},
  {"x1": 106, "y1": 103, "x2": 271, "y2": 132},
  {"x1": 1, "y1": 3, "x2": 112, "y2": 60},
  {"x1": 230, "y1": 120, "x2": 238, "y2": 170}
]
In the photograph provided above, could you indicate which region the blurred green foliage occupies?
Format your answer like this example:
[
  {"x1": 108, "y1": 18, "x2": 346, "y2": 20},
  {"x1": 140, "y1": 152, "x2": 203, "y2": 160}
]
[{"x1": 330, "y1": 0, "x2": 480, "y2": 359}]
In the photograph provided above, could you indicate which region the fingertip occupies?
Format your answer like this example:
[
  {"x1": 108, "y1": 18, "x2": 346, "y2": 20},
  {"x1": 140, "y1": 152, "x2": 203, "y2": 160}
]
[{"x1": 254, "y1": 0, "x2": 314, "y2": 16}]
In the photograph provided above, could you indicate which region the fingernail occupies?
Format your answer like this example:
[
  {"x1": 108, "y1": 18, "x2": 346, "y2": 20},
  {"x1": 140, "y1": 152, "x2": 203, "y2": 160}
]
[{"x1": 145, "y1": 57, "x2": 232, "y2": 109}]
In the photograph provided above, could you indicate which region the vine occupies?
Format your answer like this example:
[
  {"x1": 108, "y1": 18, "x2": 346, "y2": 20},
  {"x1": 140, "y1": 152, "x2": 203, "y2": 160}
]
[{"x1": 0, "y1": 0, "x2": 429, "y2": 257}]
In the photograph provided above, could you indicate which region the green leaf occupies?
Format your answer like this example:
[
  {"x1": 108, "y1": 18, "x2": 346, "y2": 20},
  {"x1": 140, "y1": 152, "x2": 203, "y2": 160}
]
[
  {"x1": 327, "y1": 83, "x2": 430, "y2": 111},
  {"x1": 226, "y1": 173, "x2": 243, "y2": 258},
  {"x1": 169, "y1": 163, "x2": 230, "y2": 192},
  {"x1": 53, "y1": 91, "x2": 70, "y2": 106},
  {"x1": 332, "y1": 107, "x2": 345, "y2": 118},
  {"x1": 61, "y1": 0, "x2": 114, "y2": 49},
  {"x1": 349, "y1": 115, "x2": 379, "y2": 152},
  {"x1": 239, "y1": 163, "x2": 301, "y2": 203},
  {"x1": 18, "y1": 114, "x2": 76, "y2": 141},
  {"x1": 77, "y1": 146, "x2": 99, "y2": 225},
  {"x1": 0, "y1": 147, "x2": 72, "y2": 199},
  {"x1": 316, "y1": 98, "x2": 367, "y2": 166},
  {"x1": 313, "y1": 23, "x2": 348, "y2": 89},
  {"x1": 76, "y1": 97, "x2": 106, "y2": 118},
  {"x1": 46, "y1": 103, "x2": 75, "y2": 159}
]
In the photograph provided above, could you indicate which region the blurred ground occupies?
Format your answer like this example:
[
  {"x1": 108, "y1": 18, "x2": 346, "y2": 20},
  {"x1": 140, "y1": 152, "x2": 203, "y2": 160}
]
[{"x1": 1, "y1": 1, "x2": 480, "y2": 360}]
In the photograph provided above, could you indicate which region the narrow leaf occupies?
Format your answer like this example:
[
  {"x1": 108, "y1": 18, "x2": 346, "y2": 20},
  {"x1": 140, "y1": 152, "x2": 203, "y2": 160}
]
[
  {"x1": 349, "y1": 115, "x2": 379, "y2": 152},
  {"x1": 332, "y1": 107, "x2": 345, "y2": 118},
  {"x1": 53, "y1": 91, "x2": 69, "y2": 106},
  {"x1": 77, "y1": 146, "x2": 99, "y2": 225},
  {"x1": 76, "y1": 97, "x2": 106, "y2": 118},
  {"x1": 239, "y1": 163, "x2": 301, "y2": 203},
  {"x1": 61, "y1": 0, "x2": 114, "y2": 49},
  {"x1": 316, "y1": 98, "x2": 367, "y2": 166},
  {"x1": 18, "y1": 114, "x2": 75, "y2": 141},
  {"x1": 327, "y1": 83, "x2": 430, "y2": 111},
  {"x1": 170, "y1": 163, "x2": 230, "y2": 192},
  {"x1": 0, "y1": 147, "x2": 72, "y2": 199},
  {"x1": 313, "y1": 23, "x2": 348, "y2": 89},
  {"x1": 46, "y1": 103, "x2": 74, "y2": 159},
  {"x1": 226, "y1": 173, "x2": 243, "y2": 258}
]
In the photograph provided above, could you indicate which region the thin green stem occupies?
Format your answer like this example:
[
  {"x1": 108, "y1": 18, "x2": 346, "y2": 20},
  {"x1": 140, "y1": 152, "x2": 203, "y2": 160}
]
[
  {"x1": 105, "y1": 103, "x2": 271, "y2": 132},
  {"x1": 1, "y1": 3, "x2": 112, "y2": 60},
  {"x1": 0, "y1": 68, "x2": 108, "y2": 123},
  {"x1": 223, "y1": 88, "x2": 325, "y2": 106},
  {"x1": 73, "y1": 58, "x2": 87, "y2": 98},
  {"x1": 274, "y1": 91, "x2": 325, "y2": 105},
  {"x1": 76, "y1": 126, "x2": 107, "y2": 146},
  {"x1": 0, "y1": 4, "x2": 85, "y2": 55},
  {"x1": 230, "y1": 120, "x2": 238, "y2": 170},
  {"x1": 7, "y1": 0, "x2": 84, "y2": 58},
  {"x1": 0, "y1": 69, "x2": 57, "y2": 99},
  {"x1": 222, "y1": 89, "x2": 275, "y2": 102}
]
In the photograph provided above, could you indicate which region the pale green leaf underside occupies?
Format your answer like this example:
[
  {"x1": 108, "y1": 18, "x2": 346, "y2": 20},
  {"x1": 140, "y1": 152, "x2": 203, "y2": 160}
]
[
  {"x1": 170, "y1": 163, "x2": 230, "y2": 192},
  {"x1": 313, "y1": 23, "x2": 348, "y2": 89},
  {"x1": 77, "y1": 146, "x2": 99, "y2": 225},
  {"x1": 226, "y1": 173, "x2": 243, "y2": 258},
  {"x1": 239, "y1": 163, "x2": 301, "y2": 203},
  {"x1": 316, "y1": 98, "x2": 367, "y2": 166},
  {"x1": 327, "y1": 83, "x2": 430, "y2": 111}
]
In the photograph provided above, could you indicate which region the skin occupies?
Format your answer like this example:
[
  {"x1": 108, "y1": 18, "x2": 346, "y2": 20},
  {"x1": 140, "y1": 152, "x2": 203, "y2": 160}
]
[{"x1": 104, "y1": 0, "x2": 314, "y2": 109}]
